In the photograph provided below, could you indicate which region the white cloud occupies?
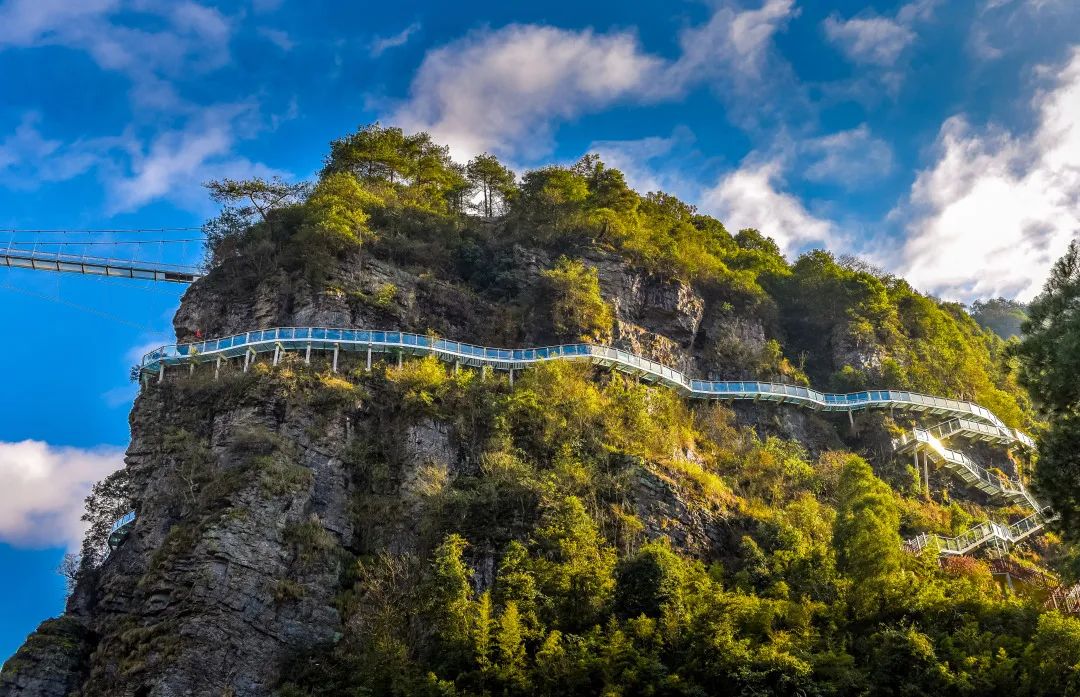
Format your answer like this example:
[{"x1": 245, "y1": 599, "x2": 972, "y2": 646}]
[
  {"x1": 0, "y1": 0, "x2": 283, "y2": 214},
  {"x1": 701, "y1": 158, "x2": 837, "y2": 256},
  {"x1": 370, "y1": 21, "x2": 421, "y2": 57},
  {"x1": 107, "y1": 104, "x2": 290, "y2": 213},
  {"x1": 388, "y1": 24, "x2": 665, "y2": 159},
  {"x1": 387, "y1": 0, "x2": 797, "y2": 160},
  {"x1": 823, "y1": 16, "x2": 914, "y2": 66},
  {"x1": 0, "y1": 440, "x2": 124, "y2": 550},
  {"x1": 898, "y1": 47, "x2": 1080, "y2": 302},
  {"x1": 258, "y1": 26, "x2": 294, "y2": 52},
  {"x1": 0, "y1": 104, "x2": 290, "y2": 212},
  {"x1": 0, "y1": 113, "x2": 105, "y2": 187},
  {"x1": 588, "y1": 126, "x2": 697, "y2": 197},
  {"x1": 967, "y1": 0, "x2": 1080, "y2": 62},
  {"x1": 0, "y1": 0, "x2": 233, "y2": 84},
  {"x1": 670, "y1": 0, "x2": 795, "y2": 84},
  {"x1": 823, "y1": 0, "x2": 937, "y2": 67},
  {"x1": 803, "y1": 124, "x2": 893, "y2": 187}
]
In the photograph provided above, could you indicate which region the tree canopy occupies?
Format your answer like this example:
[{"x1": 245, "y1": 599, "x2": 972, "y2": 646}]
[{"x1": 1016, "y1": 240, "x2": 1080, "y2": 538}]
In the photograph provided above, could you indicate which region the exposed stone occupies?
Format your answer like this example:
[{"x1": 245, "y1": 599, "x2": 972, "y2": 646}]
[{"x1": 3, "y1": 241, "x2": 858, "y2": 697}]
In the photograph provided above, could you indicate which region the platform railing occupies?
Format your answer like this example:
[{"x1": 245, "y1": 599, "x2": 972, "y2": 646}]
[
  {"x1": 106, "y1": 510, "x2": 136, "y2": 552},
  {"x1": 139, "y1": 327, "x2": 1029, "y2": 446}
]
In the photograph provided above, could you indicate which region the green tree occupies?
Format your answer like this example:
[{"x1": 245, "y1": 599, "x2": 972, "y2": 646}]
[
  {"x1": 203, "y1": 176, "x2": 308, "y2": 267},
  {"x1": 429, "y1": 533, "x2": 476, "y2": 668},
  {"x1": 496, "y1": 601, "x2": 528, "y2": 687},
  {"x1": 540, "y1": 257, "x2": 614, "y2": 342},
  {"x1": 971, "y1": 297, "x2": 1028, "y2": 339},
  {"x1": 466, "y1": 153, "x2": 516, "y2": 217},
  {"x1": 1016, "y1": 240, "x2": 1080, "y2": 537},
  {"x1": 322, "y1": 123, "x2": 468, "y2": 212},
  {"x1": 323, "y1": 123, "x2": 412, "y2": 183},
  {"x1": 832, "y1": 455, "x2": 904, "y2": 619},
  {"x1": 532, "y1": 496, "x2": 617, "y2": 631},
  {"x1": 301, "y1": 171, "x2": 377, "y2": 252}
]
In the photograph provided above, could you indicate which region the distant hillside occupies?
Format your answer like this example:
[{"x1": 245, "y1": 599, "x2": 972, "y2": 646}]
[{"x1": 970, "y1": 297, "x2": 1029, "y2": 339}]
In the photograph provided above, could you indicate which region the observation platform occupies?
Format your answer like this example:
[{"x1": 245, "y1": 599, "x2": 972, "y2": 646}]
[
  {"x1": 138, "y1": 327, "x2": 1033, "y2": 449},
  {"x1": 107, "y1": 510, "x2": 136, "y2": 550}
]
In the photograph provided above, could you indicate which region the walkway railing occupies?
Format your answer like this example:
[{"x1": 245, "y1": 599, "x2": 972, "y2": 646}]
[
  {"x1": 905, "y1": 511, "x2": 1049, "y2": 556},
  {"x1": 135, "y1": 326, "x2": 1046, "y2": 559},
  {"x1": 894, "y1": 428, "x2": 1035, "y2": 504},
  {"x1": 926, "y1": 417, "x2": 1035, "y2": 449},
  {"x1": 139, "y1": 327, "x2": 1030, "y2": 446},
  {"x1": 895, "y1": 423, "x2": 1050, "y2": 556},
  {"x1": 107, "y1": 510, "x2": 136, "y2": 550}
]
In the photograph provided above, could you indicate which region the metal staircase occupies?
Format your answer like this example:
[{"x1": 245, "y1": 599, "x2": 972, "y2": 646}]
[
  {"x1": 893, "y1": 428, "x2": 1034, "y2": 505},
  {"x1": 904, "y1": 511, "x2": 1047, "y2": 556},
  {"x1": 896, "y1": 421, "x2": 1051, "y2": 557}
]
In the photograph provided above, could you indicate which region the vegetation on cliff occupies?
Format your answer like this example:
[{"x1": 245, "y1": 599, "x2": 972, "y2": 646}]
[
  {"x1": 1017, "y1": 241, "x2": 1080, "y2": 545},
  {"x1": 268, "y1": 357, "x2": 1073, "y2": 697},
  {"x1": 203, "y1": 123, "x2": 1031, "y2": 429},
  {"x1": 10, "y1": 123, "x2": 1071, "y2": 697}
]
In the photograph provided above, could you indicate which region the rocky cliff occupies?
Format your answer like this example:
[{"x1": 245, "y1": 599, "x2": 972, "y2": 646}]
[
  {"x1": 1, "y1": 244, "x2": 855, "y2": 696},
  {"x1": 1, "y1": 132, "x2": 1039, "y2": 694}
]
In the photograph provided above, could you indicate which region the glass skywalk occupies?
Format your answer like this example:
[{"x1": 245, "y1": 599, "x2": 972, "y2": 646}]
[{"x1": 140, "y1": 326, "x2": 1033, "y2": 448}]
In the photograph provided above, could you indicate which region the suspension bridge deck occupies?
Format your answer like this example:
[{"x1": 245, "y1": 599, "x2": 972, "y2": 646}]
[{"x1": 0, "y1": 248, "x2": 203, "y2": 283}]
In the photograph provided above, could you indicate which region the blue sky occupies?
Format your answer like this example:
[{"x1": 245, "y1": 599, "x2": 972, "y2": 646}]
[{"x1": 2, "y1": 0, "x2": 1079, "y2": 662}]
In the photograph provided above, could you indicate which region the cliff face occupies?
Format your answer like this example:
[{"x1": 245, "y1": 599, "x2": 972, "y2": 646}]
[
  {"x1": 0, "y1": 250, "x2": 858, "y2": 697},
  {"x1": 173, "y1": 246, "x2": 781, "y2": 381}
]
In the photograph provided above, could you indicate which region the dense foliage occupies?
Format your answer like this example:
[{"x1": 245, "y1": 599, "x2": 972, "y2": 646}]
[
  {"x1": 262, "y1": 358, "x2": 1076, "y2": 697},
  {"x1": 202, "y1": 123, "x2": 1030, "y2": 427},
  {"x1": 971, "y1": 298, "x2": 1029, "y2": 340},
  {"x1": 1016, "y1": 240, "x2": 1080, "y2": 539},
  {"x1": 768, "y1": 252, "x2": 1030, "y2": 427}
]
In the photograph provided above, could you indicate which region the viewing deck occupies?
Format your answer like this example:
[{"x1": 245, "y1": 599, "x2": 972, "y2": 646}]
[{"x1": 139, "y1": 326, "x2": 1031, "y2": 448}]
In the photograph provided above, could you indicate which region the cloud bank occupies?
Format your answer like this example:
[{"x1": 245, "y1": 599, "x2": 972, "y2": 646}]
[
  {"x1": 899, "y1": 47, "x2": 1080, "y2": 302},
  {"x1": 0, "y1": 440, "x2": 125, "y2": 551},
  {"x1": 388, "y1": 0, "x2": 797, "y2": 160}
]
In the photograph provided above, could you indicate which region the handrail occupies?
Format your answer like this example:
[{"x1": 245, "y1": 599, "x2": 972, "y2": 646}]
[
  {"x1": 895, "y1": 424, "x2": 1051, "y2": 556},
  {"x1": 1, "y1": 248, "x2": 203, "y2": 283},
  {"x1": 106, "y1": 509, "x2": 136, "y2": 551},
  {"x1": 138, "y1": 326, "x2": 1031, "y2": 446},
  {"x1": 893, "y1": 428, "x2": 1036, "y2": 505},
  {"x1": 905, "y1": 510, "x2": 1051, "y2": 556}
]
